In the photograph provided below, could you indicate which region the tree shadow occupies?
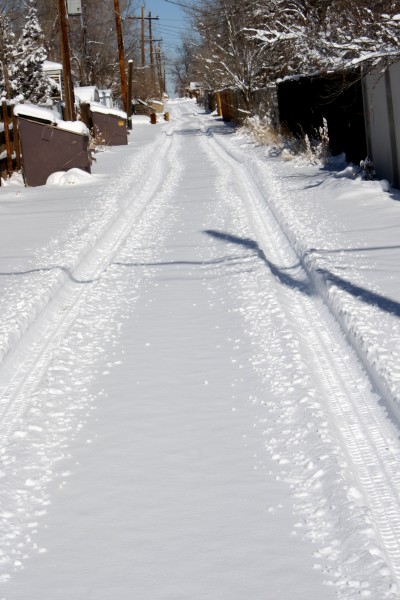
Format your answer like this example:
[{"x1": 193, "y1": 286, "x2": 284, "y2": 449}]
[
  {"x1": 0, "y1": 265, "x2": 95, "y2": 285},
  {"x1": 0, "y1": 253, "x2": 254, "y2": 285},
  {"x1": 204, "y1": 229, "x2": 312, "y2": 294},
  {"x1": 316, "y1": 268, "x2": 400, "y2": 317},
  {"x1": 204, "y1": 230, "x2": 400, "y2": 317},
  {"x1": 307, "y1": 244, "x2": 400, "y2": 255}
]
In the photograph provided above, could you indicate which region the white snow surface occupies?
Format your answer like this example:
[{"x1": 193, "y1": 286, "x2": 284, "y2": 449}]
[{"x1": 0, "y1": 99, "x2": 400, "y2": 599}]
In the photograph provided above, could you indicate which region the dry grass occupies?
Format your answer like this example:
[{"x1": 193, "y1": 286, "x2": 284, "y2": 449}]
[{"x1": 241, "y1": 114, "x2": 330, "y2": 165}]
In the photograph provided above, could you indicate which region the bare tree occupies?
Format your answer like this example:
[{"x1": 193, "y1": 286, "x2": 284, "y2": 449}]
[{"x1": 176, "y1": 0, "x2": 400, "y2": 107}]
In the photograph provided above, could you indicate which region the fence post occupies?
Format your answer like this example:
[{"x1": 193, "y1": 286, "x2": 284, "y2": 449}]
[
  {"x1": 2, "y1": 95, "x2": 13, "y2": 178},
  {"x1": 216, "y1": 91, "x2": 222, "y2": 117},
  {"x1": 11, "y1": 105, "x2": 21, "y2": 172},
  {"x1": 79, "y1": 102, "x2": 92, "y2": 129}
]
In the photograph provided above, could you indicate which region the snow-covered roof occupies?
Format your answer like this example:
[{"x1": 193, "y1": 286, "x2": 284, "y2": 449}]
[
  {"x1": 13, "y1": 103, "x2": 89, "y2": 135},
  {"x1": 74, "y1": 86, "x2": 100, "y2": 103},
  {"x1": 43, "y1": 60, "x2": 62, "y2": 72},
  {"x1": 90, "y1": 102, "x2": 127, "y2": 119}
]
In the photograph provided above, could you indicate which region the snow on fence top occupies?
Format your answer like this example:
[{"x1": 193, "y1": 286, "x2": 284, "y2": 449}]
[
  {"x1": 89, "y1": 102, "x2": 127, "y2": 120},
  {"x1": 13, "y1": 104, "x2": 89, "y2": 136}
]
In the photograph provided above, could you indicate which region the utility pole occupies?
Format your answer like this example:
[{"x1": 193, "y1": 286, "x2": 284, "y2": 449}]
[
  {"x1": 114, "y1": 0, "x2": 127, "y2": 111},
  {"x1": 80, "y1": 2, "x2": 89, "y2": 85},
  {"x1": 148, "y1": 11, "x2": 156, "y2": 93},
  {"x1": 127, "y1": 59, "x2": 133, "y2": 129},
  {"x1": 141, "y1": 6, "x2": 146, "y2": 98},
  {"x1": 141, "y1": 6, "x2": 146, "y2": 72},
  {"x1": 126, "y1": 11, "x2": 159, "y2": 99},
  {"x1": 163, "y1": 58, "x2": 166, "y2": 95},
  {"x1": 156, "y1": 44, "x2": 163, "y2": 97},
  {"x1": 58, "y1": 0, "x2": 76, "y2": 121}
]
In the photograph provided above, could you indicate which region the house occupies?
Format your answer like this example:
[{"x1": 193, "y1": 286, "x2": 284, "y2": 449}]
[
  {"x1": 187, "y1": 82, "x2": 203, "y2": 99},
  {"x1": 43, "y1": 60, "x2": 63, "y2": 100},
  {"x1": 74, "y1": 86, "x2": 100, "y2": 105}
]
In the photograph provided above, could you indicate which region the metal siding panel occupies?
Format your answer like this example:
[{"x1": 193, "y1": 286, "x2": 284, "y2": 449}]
[
  {"x1": 389, "y1": 61, "x2": 400, "y2": 187},
  {"x1": 365, "y1": 67, "x2": 393, "y2": 182}
]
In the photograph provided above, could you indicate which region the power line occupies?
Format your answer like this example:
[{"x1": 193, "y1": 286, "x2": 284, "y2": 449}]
[{"x1": 162, "y1": 0, "x2": 203, "y2": 13}]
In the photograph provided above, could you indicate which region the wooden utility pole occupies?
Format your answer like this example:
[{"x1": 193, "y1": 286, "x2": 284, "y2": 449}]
[
  {"x1": 141, "y1": 6, "x2": 146, "y2": 98},
  {"x1": 125, "y1": 11, "x2": 159, "y2": 99},
  {"x1": 114, "y1": 0, "x2": 127, "y2": 111},
  {"x1": 156, "y1": 44, "x2": 163, "y2": 97},
  {"x1": 57, "y1": 0, "x2": 76, "y2": 121},
  {"x1": 163, "y1": 56, "x2": 166, "y2": 95},
  {"x1": 127, "y1": 60, "x2": 133, "y2": 129},
  {"x1": 141, "y1": 6, "x2": 146, "y2": 71},
  {"x1": 148, "y1": 11, "x2": 156, "y2": 92}
]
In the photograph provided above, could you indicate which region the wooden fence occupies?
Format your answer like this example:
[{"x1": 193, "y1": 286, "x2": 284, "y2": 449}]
[
  {"x1": 0, "y1": 99, "x2": 21, "y2": 182},
  {"x1": 202, "y1": 86, "x2": 279, "y2": 126}
]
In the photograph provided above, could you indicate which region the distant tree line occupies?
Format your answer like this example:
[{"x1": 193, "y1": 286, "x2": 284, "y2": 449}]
[{"x1": 174, "y1": 0, "x2": 400, "y2": 109}]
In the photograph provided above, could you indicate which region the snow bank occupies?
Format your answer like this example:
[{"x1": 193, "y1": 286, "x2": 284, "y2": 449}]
[
  {"x1": 131, "y1": 115, "x2": 152, "y2": 125},
  {"x1": 46, "y1": 168, "x2": 94, "y2": 186}
]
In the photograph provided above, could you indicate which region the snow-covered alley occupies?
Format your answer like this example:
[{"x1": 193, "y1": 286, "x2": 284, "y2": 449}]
[{"x1": 1, "y1": 100, "x2": 400, "y2": 599}]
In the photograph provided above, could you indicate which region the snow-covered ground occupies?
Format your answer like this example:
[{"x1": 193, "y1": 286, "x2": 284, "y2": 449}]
[{"x1": 0, "y1": 99, "x2": 400, "y2": 599}]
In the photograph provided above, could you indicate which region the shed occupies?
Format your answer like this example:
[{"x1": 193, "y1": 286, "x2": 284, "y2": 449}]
[
  {"x1": 43, "y1": 60, "x2": 63, "y2": 100},
  {"x1": 147, "y1": 99, "x2": 164, "y2": 114},
  {"x1": 74, "y1": 86, "x2": 100, "y2": 104}
]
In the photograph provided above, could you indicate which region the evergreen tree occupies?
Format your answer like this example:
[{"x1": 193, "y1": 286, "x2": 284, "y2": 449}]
[
  {"x1": 0, "y1": 13, "x2": 16, "y2": 97},
  {"x1": 10, "y1": 0, "x2": 53, "y2": 103}
]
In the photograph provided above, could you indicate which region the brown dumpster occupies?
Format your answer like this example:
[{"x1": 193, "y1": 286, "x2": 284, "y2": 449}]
[
  {"x1": 14, "y1": 104, "x2": 91, "y2": 187},
  {"x1": 90, "y1": 105, "x2": 128, "y2": 146}
]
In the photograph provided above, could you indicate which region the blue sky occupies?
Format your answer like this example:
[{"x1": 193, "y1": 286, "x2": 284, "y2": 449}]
[{"x1": 136, "y1": 0, "x2": 195, "y2": 95}]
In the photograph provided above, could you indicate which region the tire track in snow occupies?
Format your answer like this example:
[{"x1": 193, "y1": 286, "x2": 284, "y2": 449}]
[
  {"x1": 197, "y1": 113, "x2": 400, "y2": 598},
  {"x1": 0, "y1": 128, "x2": 185, "y2": 581},
  {"x1": 0, "y1": 132, "x2": 175, "y2": 455},
  {"x1": 0, "y1": 131, "x2": 171, "y2": 368}
]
